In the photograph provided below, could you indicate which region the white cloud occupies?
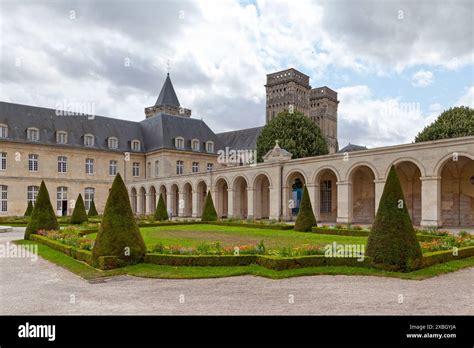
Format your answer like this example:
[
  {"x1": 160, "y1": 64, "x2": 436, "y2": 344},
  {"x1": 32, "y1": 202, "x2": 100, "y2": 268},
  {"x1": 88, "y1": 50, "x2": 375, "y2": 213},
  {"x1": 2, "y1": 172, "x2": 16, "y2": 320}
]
[
  {"x1": 411, "y1": 70, "x2": 434, "y2": 87},
  {"x1": 456, "y1": 86, "x2": 474, "y2": 107}
]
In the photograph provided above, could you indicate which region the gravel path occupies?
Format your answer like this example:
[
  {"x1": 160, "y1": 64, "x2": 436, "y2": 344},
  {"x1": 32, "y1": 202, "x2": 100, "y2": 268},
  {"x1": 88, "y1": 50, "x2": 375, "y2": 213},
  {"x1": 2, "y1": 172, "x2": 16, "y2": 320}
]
[{"x1": 1, "y1": 228, "x2": 473, "y2": 315}]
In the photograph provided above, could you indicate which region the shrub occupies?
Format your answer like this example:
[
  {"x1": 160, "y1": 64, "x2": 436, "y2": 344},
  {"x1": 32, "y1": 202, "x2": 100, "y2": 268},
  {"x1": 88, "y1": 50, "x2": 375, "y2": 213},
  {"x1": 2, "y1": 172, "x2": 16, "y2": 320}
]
[
  {"x1": 24, "y1": 181, "x2": 59, "y2": 240},
  {"x1": 366, "y1": 166, "x2": 422, "y2": 271},
  {"x1": 24, "y1": 201, "x2": 33, "y2": 217},
  {"x1": 88, "y1": 199, "x2": 98, "y2": 217},
  {"x1": 92, "y1": 173, "x2": 147, "y2": 265},
  {"x1": 201, "y1": 191, "x2": 218, "y2": 221},
  {"x1": 70, "y1": 194, "x2": 88, "y2": 224},
  {"x1": 294, "y1": 186, "x2": 317, "y2": 232},
  {"x1": 154, "y1": 193, "x2": 169, "y2": 221}
]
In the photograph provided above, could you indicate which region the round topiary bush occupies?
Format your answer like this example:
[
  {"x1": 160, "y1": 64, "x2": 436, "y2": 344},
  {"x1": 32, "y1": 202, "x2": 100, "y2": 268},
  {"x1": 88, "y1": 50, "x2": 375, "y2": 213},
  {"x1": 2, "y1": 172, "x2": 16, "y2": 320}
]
[
  {"x1": 154, "y1": 193, "x2": 169, "y2": 221},
  {"x1": 70, "y1": 194, "x2": 88, "y2": 224},
  {"x1": 294, "y1": 185, "x2": 317, "y2": 232},
  {"x1": 88, "y1": 199, "x2": 98, "y2": 217},
  {"x1": 201, "y1": 191, "x2": 218, "y2": 222},
  {"x1": 92, "y1": 173, "x2": 146, "y2": 265},
  {"x1": 24, "y1": 181, "x2": 59, "y2": 240},
  {"x1": 366, "y1": 166, "x2": 422, "y2": 271}
]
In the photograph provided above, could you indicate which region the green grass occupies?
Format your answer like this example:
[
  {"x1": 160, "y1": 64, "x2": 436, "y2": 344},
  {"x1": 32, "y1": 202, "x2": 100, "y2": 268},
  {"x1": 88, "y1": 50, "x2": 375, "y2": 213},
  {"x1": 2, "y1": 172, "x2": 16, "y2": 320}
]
[
  {"x1": 88, "y1": 224, "x2": 367, "y2": 250},
  {"x1": 13, "y1": 240, "x2": 474, "y2": 281}
]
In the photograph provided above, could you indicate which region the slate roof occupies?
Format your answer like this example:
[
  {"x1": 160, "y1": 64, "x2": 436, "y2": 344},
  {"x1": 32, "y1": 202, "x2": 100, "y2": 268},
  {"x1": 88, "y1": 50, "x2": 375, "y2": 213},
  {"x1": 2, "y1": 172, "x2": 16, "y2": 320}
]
[
  {"x1": 155, "y1": 73, "x2": 180, "y2": 107},
  {"x1": 337, "y1": 143, "x2": 368, "y2": 153},
  {"x1": 216, "y1": 126, "x2": 263, "y2": 151}
]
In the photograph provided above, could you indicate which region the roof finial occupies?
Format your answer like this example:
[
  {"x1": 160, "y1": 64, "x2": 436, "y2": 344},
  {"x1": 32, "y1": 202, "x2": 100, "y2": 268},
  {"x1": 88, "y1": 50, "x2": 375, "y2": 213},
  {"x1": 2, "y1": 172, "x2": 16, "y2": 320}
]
[{"x1": 275, "y1": 139, "x2": 280, "y2": 148}]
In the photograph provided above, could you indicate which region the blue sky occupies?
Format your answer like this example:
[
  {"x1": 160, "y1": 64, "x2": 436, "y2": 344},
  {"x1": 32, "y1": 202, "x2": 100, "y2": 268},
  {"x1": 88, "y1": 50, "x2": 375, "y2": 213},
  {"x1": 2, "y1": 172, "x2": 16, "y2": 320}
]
[{"x1": 1, "y1": 0, "x2": 473, "y2": 148}]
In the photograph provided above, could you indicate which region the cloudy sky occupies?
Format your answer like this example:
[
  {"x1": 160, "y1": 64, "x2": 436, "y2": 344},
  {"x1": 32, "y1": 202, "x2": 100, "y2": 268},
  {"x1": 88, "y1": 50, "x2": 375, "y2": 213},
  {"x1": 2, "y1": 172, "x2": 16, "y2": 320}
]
[{"x1": 1, "y1": 0, "x2": 473, "y2": 148}]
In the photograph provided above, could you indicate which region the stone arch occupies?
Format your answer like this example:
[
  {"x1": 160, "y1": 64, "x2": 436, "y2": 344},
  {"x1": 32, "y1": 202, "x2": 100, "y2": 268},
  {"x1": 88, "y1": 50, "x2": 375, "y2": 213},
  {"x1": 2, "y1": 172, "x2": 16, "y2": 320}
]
[
  {"x1": 434, "y1": 152, "x2": 474, "y2": 177},
  {"x1": 312, "y1": 165, "x2": 342, "y2": 183},
  {"x1": 345, "y1": 161, "x2": 379, "y2": 182},
  {"x1": 253, "y1": 173, "x2": 271, "y2": 219},
  {"x1": 348, "y1": 165, "x2": 376, "y2": 224},
  {"x1": 182, "y1": 182, "x2": 193, "y2": 217},
  {"x1": 170, "y1": 183, "x2": 179, "y2": 217},
  {"x1": 314, "y1": 167, "x2": 339, "y2": 223},
  {"x1": 232, "y1": 176, "x2": 248, "y2": 219},
  {"x1": 215, "y1": 177, "x2": 229, "y2": 218},
  {"x1": 196, "y1": 180, "x2": 208, "y2": 217},
  {"x1": 138, "y1": 187, "x2": 146, "y2": 215},
  {"x1": 285, "y1": 170, "x2": 307, "y2": 219},
  {"x1": 130, "y1": 187, "x2": 138, "y2": 214},
  {"x1": 149, "y1": 185, "x2": 157, "y2": 214},
  {"x1": 438, "y1": 155, "x2": 474, "y2": 227},
  {"x1": 159, "y1": 185, "x2": 167, "y2": 209},
  {"x1": 384, "y1": 157, "x2": 426, "y2": 179},
  {"x1": 250, "y1": 171, "x2": 273, "y2": 188}
]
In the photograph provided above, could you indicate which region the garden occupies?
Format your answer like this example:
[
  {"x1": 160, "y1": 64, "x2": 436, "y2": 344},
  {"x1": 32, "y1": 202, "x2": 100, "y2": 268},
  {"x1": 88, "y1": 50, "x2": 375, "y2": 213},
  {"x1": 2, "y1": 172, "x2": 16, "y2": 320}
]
[{"x1": 11, "y1": 168, "x2": 474, "y2": 279}]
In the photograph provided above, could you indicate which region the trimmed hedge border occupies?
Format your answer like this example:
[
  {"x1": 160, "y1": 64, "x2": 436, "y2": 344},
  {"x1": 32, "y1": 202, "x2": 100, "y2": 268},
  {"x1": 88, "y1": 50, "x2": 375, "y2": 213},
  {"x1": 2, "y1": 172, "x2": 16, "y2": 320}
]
[
  {"x1": 422, "y1": 247, "x2": 474, "y2": 267},
  {"x1": 30, "y1": 234, "x2": 92, "y2": 265},
  {"x1": 138, "y1": 221, "x2": 205, "y2": 227},
  {"x1": 145, "y1": 254, "x2": 257, "y2": 266},
  {"x1": 312, "y1": 227, "x2": 370, "y2": 236},
  {"x1": 209, "y1": 221, "x2": 293, "y2": 230},
  {"x1": 257, "y1": 255, "x2": 373, "y2": 270}
]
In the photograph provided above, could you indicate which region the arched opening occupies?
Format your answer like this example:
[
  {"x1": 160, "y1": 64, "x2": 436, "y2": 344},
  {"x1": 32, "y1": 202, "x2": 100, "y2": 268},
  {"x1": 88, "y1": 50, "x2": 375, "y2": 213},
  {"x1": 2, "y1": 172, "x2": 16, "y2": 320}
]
[
  {"x1": 254, "y1": 174, "x2": 270, "y2": 219},
  {"x1": 316, "y1": 169, "x2": 338, "y2": 223},
  {"x1": 439, "y1": 156, "x2": 474, "y2": 227},
  {"x1": 286, "y1": 171, "x2": 306, "y2": 219},
  {"x1": 182, "y1": 183, "x2": 193, "y2": 217},
  {"x1": 197, "y1": 181, "x2": 208, "y2": 217},
  {"x1": 233, "y1": 176, "x2": 248, "y2": 218},
  {"x1": 215, "y1": 178, "x2": 228, "y2": 218},
  {"x1": 350, "y1": 165, "x2": 375, "y2": 224},
  {"x1": 159, "y1": 185, "x2": 167, "y2": 209},
  {"x1": 170, "y1": 184, "x2": 179, "y2": 217},
  {"x1": 139, "y1": 187, "x2": 146, "y2": 215},
  {"x1": 130, "y1": 188, "x2": 137, "y2": 214},
  {"x1": 394, "y1": 161, "x2": 422, "y2": 226},
  {"x1": 149, "y1": 186, "x2": 157, "y2": 214}
]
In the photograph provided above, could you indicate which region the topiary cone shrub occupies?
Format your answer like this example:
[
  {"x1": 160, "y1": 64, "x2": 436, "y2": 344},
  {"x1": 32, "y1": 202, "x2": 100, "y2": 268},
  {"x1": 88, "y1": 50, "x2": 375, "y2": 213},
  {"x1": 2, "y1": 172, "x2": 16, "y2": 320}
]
[
  {"x1": 154, "y1": 193, "x2": 168, "y2": 221},
  {"x1": 24, "y1": 200, "x2": 33, "y2": 217},
  {"x1": 294, "y1": 185, "x2": 317, "y2": 232},
  {"x1": 88, "y1": 199, "x2": 98, "y2": 217},
  {"x1": 70, "y1": 194, "x2": 88, "y2": 224},
  {"x1": 366, "y1": 166, "x2": 422, "y2": 272},
  {"x1": 24, "y1": 181, "x2": 59, "y2": 240},
  {"x1": 92, "y1": 173, "x2": 146, "y2": 266},
  {"x1": 201, "y1": 191, "x2": 218, "y2": 221}
]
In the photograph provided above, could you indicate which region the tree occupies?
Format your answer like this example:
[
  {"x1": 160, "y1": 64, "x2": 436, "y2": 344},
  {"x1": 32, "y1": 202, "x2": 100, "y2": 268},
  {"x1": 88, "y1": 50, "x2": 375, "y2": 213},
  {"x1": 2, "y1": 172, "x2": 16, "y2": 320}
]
[
  {"x1": 201, "y1": 191, "x2": 218, "y2": 221},
  {"x1": 366, "y1": 166, "x2": 422, "y2": 271},
  {"x1": 24, "y1": 201, "x2": 33, "y2": 217},
  {"x1": 294, "y1": 185, "x2": 317, "y2": 232},
  {"x1": 154, "y1": 193, "x2": 169, "y2": 221},
  {"x1": 24, "y1": 181, "x2": 59, "y2": 240},
  {"x1": 70, "y1": 194, "x2": 88, "y2": 224},
  {"x1": 88, "y1": 199, "x2": 98, "y2": 217},
  {"x1": 256, "y1": 110, "x2": 328, "y2": 162},
  {"x1": 415, "y1": 106, "x2": 474, "y2": 142},
  {"x1": 92, "y1": 173, "x2": 146, "y2": 265}
]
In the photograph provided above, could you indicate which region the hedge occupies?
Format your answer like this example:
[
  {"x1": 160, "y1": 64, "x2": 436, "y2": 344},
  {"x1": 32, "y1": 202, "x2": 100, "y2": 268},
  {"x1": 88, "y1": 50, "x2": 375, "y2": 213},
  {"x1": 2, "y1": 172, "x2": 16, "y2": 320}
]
[
  {"x1": 422, "y1": 247, "x2": 474, "y2": 268},
  {"x1": 211, "y1": 222, "x2": 293, "y2": 230},
  {"x1": 312, "y1": 227, "x2": 370, "y2": 236},
  {"x1": 145, "y1": 254, "x2": 257, "y2": 267},
  {"x1": 257, "y1": 255, "x2": 373, "y2": 271},
  {"x1": 137, "y1": 221, "x2": 205, "y2": 227}
]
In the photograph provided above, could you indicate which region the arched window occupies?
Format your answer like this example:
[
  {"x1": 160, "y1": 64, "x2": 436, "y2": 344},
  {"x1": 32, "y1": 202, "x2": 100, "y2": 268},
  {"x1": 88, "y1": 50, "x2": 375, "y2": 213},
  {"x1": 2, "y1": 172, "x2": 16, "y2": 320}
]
[
  {"x1": 27, "y1": 127, "x2": 40, "y2": 141},
  {"x1": 131, "y1": 140, "x2": 141, "y2": 151},
  {"x1": 108, "y1": 137, "x2": 118, "y2": 149},
  {"x1": 0, "y1": 124, "x2": 8, "y2": 138},
  {"x1": 175, "y1": 137, "x2": 185, "y2": 149},
  {"x1": 84, "y1": 134, "x2": 95, "y2": 147},
  {"x1": 56, "y1": 131, "x2": 68, "y2": 144}
]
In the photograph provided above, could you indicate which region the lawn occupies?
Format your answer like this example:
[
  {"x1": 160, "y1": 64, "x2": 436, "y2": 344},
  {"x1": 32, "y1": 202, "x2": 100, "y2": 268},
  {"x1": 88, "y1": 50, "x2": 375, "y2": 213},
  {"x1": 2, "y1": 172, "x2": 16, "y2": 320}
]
[{"x1": 87, "y1": 224, "x2": 367, "y2": 250}]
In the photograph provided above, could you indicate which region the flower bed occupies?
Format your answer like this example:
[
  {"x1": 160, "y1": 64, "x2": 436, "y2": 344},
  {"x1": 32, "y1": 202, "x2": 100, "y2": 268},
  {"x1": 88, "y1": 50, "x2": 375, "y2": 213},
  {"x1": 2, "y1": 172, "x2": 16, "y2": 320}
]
[
  {"x1": 419, "y1": 234, "x2": 474, "y2": 253},
  {"x1": 37, "y1": 228, "x2": 94, "y2": 251},
  {"x1": 312, "y1": 226, "x2": 370, "y2": 236},
  {"x1": 210, "y1": 221, "x2": 293, "y2": 230}
]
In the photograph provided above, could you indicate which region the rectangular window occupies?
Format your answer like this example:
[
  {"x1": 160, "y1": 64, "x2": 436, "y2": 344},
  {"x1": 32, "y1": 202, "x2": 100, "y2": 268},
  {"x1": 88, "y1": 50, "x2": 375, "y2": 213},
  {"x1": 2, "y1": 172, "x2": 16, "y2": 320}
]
[
  {"x1": 28, "y1": 154, "x2": 39, "y2": 172},
  {"x1": 176, "y1": 160, "x2": 184, "y2": 175},
  {"x1": 132, "y1": 162, "x2": 140, "y2": 177},
  {"x1": 27, "y1": 129, "x2": 39, "y2": 141},
  {"x1": 154, "y1": 160, "x2": 159, "y2": 177},
  {"x1": 58, "y1": 156, "x2": 67, "y2": 173},
  {"x1": 85, "y1": 158, "x2": 94, "y2": 175},
  {"x1": 192, "y1": 140, "x2": 199, "y2": 151},
  {"x1": 0, "y1": 185, "x2": 7, "y2": 212},
  {"x1": 57, "y1": 187, "x2": 67, "y2": 212},
  {"x1": 109, "y1": 160, "x2": 117, "y2": 176},
  {"x1": 207, "y1": 163, "x2": 214, "y2": 172},
  {"x1": 27, "y1": 186, "x2": 39, "y2": 204},
  {"x1": 84, "y1": 187, "x2": 95, "y2": 211},
  {"x1": 0, "y1": 152, "x2": 6, "y2": 171},
  {"x1": 84, "y1": 135, "x2": 94, "y2": 147},
  {"x1": 320, "y1": 180, "x2": 332, "y2": 213},
  {"x1": 56, "y1": 132, "x2": 67, "y2": 144},
  {"x1": 0, "y1": 125, "x2": 8, "y2": 138},
  {"x1": 206, "y1": 142, "x2": 214, "y2": 153},
  {"x1": 192, "y1": 162, "x2": 199, "y2": 173}
]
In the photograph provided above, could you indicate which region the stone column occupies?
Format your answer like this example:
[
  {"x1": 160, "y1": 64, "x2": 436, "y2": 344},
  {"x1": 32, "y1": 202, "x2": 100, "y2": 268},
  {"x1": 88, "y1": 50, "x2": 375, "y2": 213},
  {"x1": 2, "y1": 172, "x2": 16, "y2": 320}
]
[
  {"x1": 306, "y1": 183, "x2": 318, "y2": 222},
  {"x1": 227, "y1": 188, "x2": 234, "y2": 218},
  {"x1": 247, "y1": 188, "x2": 255, "y2": 220},
  {"x1": 192, "y1": 190, "x2": 199, "y2": 218},
  {"x1": 336, "y1": 181, "x2": 352, "y2": 224},
  {"x1": 281, "y1": 185, "x2": 290, "y2": 220},
  {"x1": 374, "y1": 179, "x2": 386, "y2": 215},
  {"x1": 420, "y1": 176, "x2": 441, "y2": 227},
  {"x1": 166, "y1": 187, "x2": 172, "y2": 218},
  {"x1": 268, "y1": 186, "x2": 279, "y2": 220},
  {"x1": 145, "y1": 194, "x2": 151, "y2": 215}
]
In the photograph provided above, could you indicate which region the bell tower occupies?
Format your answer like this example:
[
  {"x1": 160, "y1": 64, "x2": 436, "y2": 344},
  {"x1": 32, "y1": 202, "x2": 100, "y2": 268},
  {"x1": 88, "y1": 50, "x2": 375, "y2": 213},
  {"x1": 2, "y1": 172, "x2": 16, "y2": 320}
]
[{"x1": 145, "y1": 73, "x2": 191, "y2": 118}]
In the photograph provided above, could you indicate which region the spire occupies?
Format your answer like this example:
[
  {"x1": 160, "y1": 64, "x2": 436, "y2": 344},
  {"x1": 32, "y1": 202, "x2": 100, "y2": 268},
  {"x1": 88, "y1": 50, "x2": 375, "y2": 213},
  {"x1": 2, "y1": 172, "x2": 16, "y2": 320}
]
[{"x1": 155, "y1": 73, "x2": 180, "y2": 107}]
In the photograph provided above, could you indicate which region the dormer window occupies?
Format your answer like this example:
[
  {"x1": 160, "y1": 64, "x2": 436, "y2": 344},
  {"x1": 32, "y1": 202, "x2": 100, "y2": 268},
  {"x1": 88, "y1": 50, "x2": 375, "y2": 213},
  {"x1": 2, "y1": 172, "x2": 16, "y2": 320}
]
[
  {"x1": 108, "y1": 137, "x2": 118, "y2": 149},
  {"x1": 84, "y1": 134, "x2": 95, "y2": 147},
  {"x1": 131, "y1": 140, "x2": 141, "y2": 151},
  {"x1": 0, "y1": 124, "x2": 8, "y2": 138},
  {"x1": 56, "y1": 131, "x2": 68, "y2": 144},
  {"x1": 27, "y1": 127, "x2": 40, "y2": 141},
  {"x1": 175, "y1": 137, "x2": 185, "y2": 149},
  {"x1": 191, "y1": 139, "x2": 200, "y2": 151},
  {"x1": 206, "y1": 141, "x2": 214, "y2": 153}
]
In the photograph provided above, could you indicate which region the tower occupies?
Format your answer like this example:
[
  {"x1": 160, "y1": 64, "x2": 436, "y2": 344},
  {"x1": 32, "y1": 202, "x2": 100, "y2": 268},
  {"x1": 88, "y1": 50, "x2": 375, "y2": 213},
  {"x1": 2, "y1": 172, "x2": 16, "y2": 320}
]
[
  {"x1": 265, "y1": 68, "x2": 339, "y2": 154},
  {"x1": 144, "y1": 73, "x2": 191, "y2": 118}
]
